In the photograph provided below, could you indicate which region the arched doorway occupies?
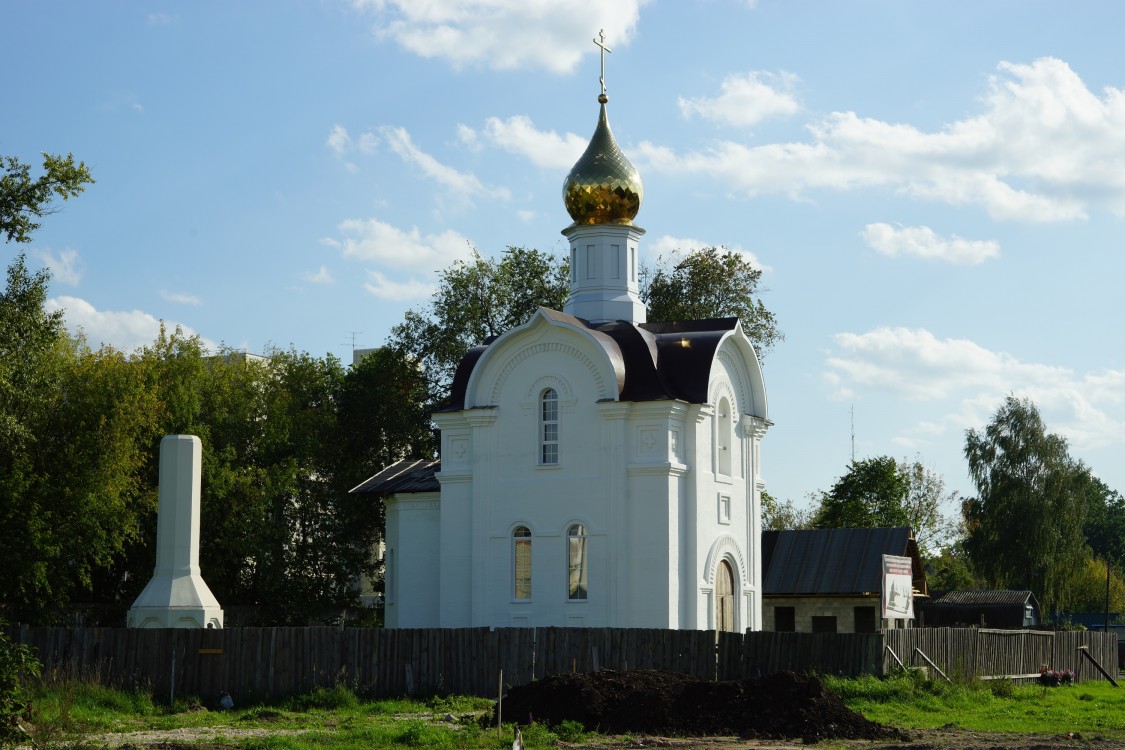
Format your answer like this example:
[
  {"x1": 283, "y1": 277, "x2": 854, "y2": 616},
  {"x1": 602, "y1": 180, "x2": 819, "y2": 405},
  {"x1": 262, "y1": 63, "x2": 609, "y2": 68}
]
[{"x1": 715, "y1": 559, "x2": 736, "y2": 632}]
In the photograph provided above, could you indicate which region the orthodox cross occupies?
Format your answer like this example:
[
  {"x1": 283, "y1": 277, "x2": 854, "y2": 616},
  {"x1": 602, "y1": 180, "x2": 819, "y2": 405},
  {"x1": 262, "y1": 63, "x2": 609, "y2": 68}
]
[{"x1": 593, "y1": 29, "x2": 612, "y2": 97}]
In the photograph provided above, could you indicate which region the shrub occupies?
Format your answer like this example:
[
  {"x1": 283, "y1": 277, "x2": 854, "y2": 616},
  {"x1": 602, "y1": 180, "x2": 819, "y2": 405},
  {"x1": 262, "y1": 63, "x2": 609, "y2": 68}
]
[
  {"x1": 1038, "y1": 669, "x2": 1075, "y2": 687},
  {"x1": 0, "y1": 622, "x2": 41, "y2": 748}
]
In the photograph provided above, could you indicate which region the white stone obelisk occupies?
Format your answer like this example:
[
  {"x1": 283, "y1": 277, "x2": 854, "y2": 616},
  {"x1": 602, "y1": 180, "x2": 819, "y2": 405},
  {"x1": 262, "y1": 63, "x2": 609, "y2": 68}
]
[{"x1": 128, "y1": 435, "x2": 224, "y2": 629}]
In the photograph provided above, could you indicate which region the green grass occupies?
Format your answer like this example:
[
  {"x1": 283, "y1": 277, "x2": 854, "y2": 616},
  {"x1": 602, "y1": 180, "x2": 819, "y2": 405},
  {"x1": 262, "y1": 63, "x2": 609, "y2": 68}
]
[
  {"x1": 26, "y1": 673, "x2": 1125, "y2": 749},
  {"x1": 22, "y1": 681, "x2": 560, "y2": 749},
  {"x1": 824, "y1": 670, "x2": 1125, "y2": 737}
]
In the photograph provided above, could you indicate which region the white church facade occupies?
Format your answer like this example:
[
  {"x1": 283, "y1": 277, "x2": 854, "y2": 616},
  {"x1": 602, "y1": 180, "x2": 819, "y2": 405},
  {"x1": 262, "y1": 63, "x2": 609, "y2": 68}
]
[{"x1": 354, "y1": 54, "x2": 769, "y2": 632}]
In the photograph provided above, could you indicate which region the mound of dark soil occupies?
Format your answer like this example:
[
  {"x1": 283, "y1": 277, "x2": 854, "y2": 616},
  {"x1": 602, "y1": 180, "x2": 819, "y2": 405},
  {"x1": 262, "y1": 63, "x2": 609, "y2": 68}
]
[{"x1": 495, "y1": 669, "x2": 903, "y2": 742}]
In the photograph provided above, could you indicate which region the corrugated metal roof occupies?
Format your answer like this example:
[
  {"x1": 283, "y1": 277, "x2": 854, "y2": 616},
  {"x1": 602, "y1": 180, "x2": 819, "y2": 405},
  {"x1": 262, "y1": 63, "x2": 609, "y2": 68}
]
[
  {"x1": 349, "y1": 459, "x2": 440, "y2": 495},
  {"x1": 929, "y1": 590, "x2": 1037, "y2": 607},
  {"x1": 761, "y1": 527, "x2": 918, "y2": 596}
]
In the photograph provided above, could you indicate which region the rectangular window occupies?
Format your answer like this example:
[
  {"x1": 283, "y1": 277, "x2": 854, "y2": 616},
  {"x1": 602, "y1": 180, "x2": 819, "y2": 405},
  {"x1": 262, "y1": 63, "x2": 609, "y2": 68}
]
[
  {"x1": 513, "y1": 527, "x2": 532, "y2": 600},
  {"x1": 854, "y1": 606, "x2": 878, "y2": 633},
  {"x1": 774, "y1": 606, "x2": 795, "y2": 632},
  {"x1": 567, "y1": 524, "x2": 588, "y2": 600},
  {"x1": 811, "y1": 615, "x2": 837, "y2": 634},
  {"x1": 541, "y1": 389, "x2": 559, "y2": 465}
]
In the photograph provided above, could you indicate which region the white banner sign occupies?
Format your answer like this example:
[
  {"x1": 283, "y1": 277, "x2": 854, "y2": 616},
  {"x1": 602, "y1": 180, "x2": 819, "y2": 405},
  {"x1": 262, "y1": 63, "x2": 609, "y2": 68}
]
[{"x1": 882, "y1": 554, "x2": 914, "y2": 619}]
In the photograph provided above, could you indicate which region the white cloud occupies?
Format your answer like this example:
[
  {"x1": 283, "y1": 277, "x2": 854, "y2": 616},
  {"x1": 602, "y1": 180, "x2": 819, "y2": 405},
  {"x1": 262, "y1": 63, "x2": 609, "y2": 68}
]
[
  {"x1": 459, "y1": 116, "x2": 587, "y2": 169},
  {"x1": 861, "y1": 223, "x2": 1000, "y2": 265},
  {"x1": 381, "y1": 126, "x2": 510, "y2": 201},
  {"x1": 304, "y1": 266, "x2": 335, "y2": 284},
  {"x1": 825, "y1": 327, "x2": 1125, "y2": 452},
  {"x1": 34, "y1": 248, "x2": 83, "y2": 286},
  {"x1": 326, "y1": 124, "x2": 351, "y2": 156},
  {"x1": 635, "y1": 57, "x2": 1125, "y2": 222},
  {"x1": 647, "y1": 235, "x2": 771, "y2": 272},
  {"x1": 331, "y1": 217, "x2": 474, "y2": 272},
  {"x1": 46, "y1": 296, "x2": 217, "y2": 353},
  {"x1": 678, "y1": 71, "x2": 800, "y2": 126},
  {"x1": 146, "y1": 12, "x2": 178, "y2": 25},
  {"x1": 363, "y1": 271, "x2": 434, "y2": 301},
  {"x1": 351, "y1": 0, "x2": 646, "y2": 73},
  {"x1": 160, "y1": 290, "x2": 202, "y2": 306}
]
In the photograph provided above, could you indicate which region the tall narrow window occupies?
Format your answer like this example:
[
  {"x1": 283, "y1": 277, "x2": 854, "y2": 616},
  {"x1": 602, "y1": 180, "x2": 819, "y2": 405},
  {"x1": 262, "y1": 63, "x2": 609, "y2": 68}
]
[
  {"x1": 513, "y1": 526, "x2": 532, "y2": 600},
  {"x1": 717, "y1": 397, "x2": 732, "y2": 476},
  {"x1": 567, "y1": 524, "x2": 588, "y2": 600},
  {"x1": 541, "y1": 388, "x2": 559, "y2": 464}
]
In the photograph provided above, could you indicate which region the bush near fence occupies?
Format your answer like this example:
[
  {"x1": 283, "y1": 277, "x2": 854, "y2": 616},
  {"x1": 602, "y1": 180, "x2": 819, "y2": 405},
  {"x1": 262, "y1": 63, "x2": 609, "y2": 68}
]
[{"x1": 6, "y1": 625, "x2": 1117, "y2": 703}]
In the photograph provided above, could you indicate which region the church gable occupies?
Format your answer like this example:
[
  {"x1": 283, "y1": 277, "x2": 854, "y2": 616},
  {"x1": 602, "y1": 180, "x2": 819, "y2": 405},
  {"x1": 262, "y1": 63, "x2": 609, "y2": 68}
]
[{"x1": 464, "y1": 307, "x2": 625, "y2": 409}]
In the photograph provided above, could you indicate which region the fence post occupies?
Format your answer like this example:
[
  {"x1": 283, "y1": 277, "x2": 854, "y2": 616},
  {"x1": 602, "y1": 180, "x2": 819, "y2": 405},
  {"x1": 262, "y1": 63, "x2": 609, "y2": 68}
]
[{"x1": 1078, "y1": 645, "x2": 1119, "y2": 687}]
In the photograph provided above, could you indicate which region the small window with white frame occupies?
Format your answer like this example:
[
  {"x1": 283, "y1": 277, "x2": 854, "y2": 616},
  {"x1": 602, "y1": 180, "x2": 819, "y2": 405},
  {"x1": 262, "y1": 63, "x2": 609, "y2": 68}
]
[{"x1": 540, "y1": 388, "x2": 559, "y2": 464}]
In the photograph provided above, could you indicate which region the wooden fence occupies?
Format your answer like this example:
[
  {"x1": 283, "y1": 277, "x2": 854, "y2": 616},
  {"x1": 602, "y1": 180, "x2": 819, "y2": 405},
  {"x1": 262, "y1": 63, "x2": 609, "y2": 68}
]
[
  {"x1": 884, "y1": 628, "x2": 1117, "y2": 682},
  {"x1": 7, "y1": 625, "x2": 1117, "y2": 703}
]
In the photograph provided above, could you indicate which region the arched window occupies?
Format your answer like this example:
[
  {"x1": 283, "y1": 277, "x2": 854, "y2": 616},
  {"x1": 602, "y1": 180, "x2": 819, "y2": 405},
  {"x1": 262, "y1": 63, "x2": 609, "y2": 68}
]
[
  {"x1": 567, "y1": 524, "x2": 588, "y2": 600},
  {"x1": 513, "y1": 526, "x2": 532, "y2": 600},
  {"x1": 717, "y1": 397, "x2": 732, "y2": 476},
  {"x1": 540, "y1": 388, "x2": 559, "y2": 464}
]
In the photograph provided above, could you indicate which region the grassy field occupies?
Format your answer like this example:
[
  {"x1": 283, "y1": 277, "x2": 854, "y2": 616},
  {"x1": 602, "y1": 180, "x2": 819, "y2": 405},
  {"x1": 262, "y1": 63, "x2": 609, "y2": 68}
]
[
  {"x1": 824, "y1": 671, "x2": 1125, "y2": 737},
  {"x1": 16, "y1": 672, "x2": 1125, "y2": 749}
]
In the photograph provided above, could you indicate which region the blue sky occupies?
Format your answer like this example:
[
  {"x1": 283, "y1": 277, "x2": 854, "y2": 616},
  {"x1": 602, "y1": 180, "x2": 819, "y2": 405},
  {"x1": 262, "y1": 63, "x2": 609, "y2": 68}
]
[{"x1": 5, "y1": 1, "x2": 1125, "y2": 516}]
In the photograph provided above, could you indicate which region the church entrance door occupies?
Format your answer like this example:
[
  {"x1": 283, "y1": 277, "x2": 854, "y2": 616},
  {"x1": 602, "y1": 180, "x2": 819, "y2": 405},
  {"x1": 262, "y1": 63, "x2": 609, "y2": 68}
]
[{"x1": 716, "y1": 560, "x2": 735, "y2": 632}]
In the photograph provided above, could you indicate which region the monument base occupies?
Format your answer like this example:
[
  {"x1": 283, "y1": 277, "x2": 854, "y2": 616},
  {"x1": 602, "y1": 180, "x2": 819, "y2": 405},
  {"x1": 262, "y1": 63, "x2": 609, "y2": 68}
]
[{"x1": 128, "y1": 573, "x2": 224, "y2": 629}]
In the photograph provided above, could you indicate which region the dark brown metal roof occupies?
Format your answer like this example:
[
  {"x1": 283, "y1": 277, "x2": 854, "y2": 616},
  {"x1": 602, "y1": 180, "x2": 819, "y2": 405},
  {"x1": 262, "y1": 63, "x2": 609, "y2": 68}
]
[
  {"x1": 761, "y1": 527, "x2": 924, "y2": 596},
  {"x1": 350, "y1": 459, "x2": 440, "y2": 495}
]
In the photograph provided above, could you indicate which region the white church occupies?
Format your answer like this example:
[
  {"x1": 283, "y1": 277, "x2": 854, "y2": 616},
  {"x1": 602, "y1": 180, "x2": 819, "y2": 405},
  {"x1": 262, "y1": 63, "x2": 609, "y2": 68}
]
[{"x1": 354, "y1": 50, "x2": 769, "y2": 632}]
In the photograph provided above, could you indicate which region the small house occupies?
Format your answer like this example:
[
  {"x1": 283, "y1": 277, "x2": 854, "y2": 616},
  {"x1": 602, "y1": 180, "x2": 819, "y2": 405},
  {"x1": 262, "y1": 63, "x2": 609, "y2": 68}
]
[
  {"x1": 761, "y1": 527, "x2": 927, "y2": 633},
  {"x1": 917, "y1": 590, "x2": 1040, "y2": 628}
]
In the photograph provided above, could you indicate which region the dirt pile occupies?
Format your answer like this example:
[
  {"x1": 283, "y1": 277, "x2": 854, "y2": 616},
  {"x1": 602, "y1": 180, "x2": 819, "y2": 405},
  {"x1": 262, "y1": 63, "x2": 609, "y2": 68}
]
[{"x1": 496, "y1": 669, "x2": 903, "y2": 742}]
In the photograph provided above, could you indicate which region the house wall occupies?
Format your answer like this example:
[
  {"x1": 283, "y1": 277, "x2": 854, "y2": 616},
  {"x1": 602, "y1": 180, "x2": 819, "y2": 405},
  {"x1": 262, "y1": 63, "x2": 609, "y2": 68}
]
[
  {"x1": 383, "y1": 492, "x2": 441, "y2": 628},
  {"x1": 762, "y1": 596, "x2": 910, "y2": 633}
]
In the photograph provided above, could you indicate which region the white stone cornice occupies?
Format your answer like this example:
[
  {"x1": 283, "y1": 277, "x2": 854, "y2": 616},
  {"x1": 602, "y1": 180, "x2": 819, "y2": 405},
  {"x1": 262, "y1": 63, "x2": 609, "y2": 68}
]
[
  {"x1": 463, "y1": 408, "x2": 499, "y2": 428},
  {"x1": 627, "y1": 461, "x2": 689, "y2": 477}
]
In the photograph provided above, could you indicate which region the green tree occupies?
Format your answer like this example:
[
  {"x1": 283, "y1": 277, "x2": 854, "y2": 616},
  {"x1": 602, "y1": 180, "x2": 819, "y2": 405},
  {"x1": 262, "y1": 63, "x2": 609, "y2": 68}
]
[
  {"x1": 926, "y1": 543, "x2": 978, "y2": 592},
  {"x1": 642, "y1": 247, "x2": 783, "y2": 359},
  {"x1": 812, "y1": 456, "x2": 910, "y2": 530},
  {"x1": 388, "y1": 247, "x2": 569, "y2": 401},
  {"x1": 963, "y1": 395, "x2": 1092, "y2": 612},
  {"x1": 761, "y1": 490, "x2": 813, "y2": 530},
  {"x1": 1084, "y1": 477, "x2": 1125, "y2": 565},
  {"x1": 1066, "y1": 553, "x2": 1125, "y2": 615},
  {"x1": 897, "y1": 457, "x2": 957, "y2": 555},
  {"x1": 335, "y1": 347, "x2": 435, "y2": 485},
  {"x1": 1, "y1": 153, "x2": 94, "y2": 244}
]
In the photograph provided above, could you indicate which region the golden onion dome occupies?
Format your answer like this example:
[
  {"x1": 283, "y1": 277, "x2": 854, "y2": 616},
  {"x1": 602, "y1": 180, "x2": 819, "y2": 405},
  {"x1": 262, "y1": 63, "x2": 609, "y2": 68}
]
[{"x1": 563, "y1": 96, "x2": 643, "y2": 226}]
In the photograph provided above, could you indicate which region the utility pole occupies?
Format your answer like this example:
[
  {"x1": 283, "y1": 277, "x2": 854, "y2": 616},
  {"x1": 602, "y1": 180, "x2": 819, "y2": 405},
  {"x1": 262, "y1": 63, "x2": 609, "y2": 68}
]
[{"x1": 850, "y1": 404, "x2": 856, "y2": 463}]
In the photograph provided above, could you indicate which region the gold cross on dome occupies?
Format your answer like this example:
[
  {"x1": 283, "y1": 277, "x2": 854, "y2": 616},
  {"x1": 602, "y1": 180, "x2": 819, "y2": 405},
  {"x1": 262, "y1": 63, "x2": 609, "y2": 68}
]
[{"x1": 593, "y1": 29, "x2": 612, "y2": 96}]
